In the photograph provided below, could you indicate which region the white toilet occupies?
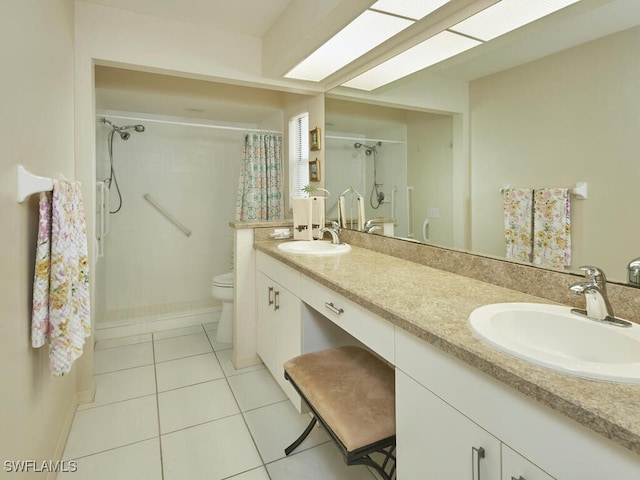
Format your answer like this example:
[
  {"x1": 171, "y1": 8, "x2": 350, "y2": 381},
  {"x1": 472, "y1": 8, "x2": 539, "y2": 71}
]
[{"x1": 211, "y1": 272, "x2": 234, "y2": 344}]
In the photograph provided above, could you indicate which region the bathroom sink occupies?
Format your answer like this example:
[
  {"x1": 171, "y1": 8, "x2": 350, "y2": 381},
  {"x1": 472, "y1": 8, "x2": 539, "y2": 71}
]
[
  {"x1": 468, "y1": 303, "x2": 640, "y2": 383},
  {"x1": 277, "y1": 240, "x2": 351, "y2": 256}
]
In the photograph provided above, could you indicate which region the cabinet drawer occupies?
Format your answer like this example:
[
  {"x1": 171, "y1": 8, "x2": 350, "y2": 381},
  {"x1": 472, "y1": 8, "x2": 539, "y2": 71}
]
[
  {"x1": 256, "y1": 251, "x2": 300, "y2": 296},
  {"x1": 299, "y1": 274, "x2": 394, "y2": 363}
]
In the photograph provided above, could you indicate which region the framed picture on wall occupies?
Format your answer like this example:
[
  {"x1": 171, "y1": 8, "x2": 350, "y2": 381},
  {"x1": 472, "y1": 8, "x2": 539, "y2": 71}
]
[
  {"x1": 309, "y1": 158, "x2": 320, "y2": 182},
  {"x1": 309, "y1": 127, "x2": 321, "y2": 151}
]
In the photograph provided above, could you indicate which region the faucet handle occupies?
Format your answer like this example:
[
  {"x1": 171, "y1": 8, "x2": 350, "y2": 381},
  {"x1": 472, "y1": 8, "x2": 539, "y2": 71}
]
[
  {"x1": 579, "y1": 265, "x2": 607, "y2": 286},
  {"x1": 331, "y1": 220, "x2": 341, "y2": 232}
]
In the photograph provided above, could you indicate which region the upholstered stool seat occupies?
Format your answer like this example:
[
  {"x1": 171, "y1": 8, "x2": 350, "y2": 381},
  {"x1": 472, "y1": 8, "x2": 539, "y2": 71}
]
[{"x1": 283, "y1": 346, "x2": 396, "y2": 479}]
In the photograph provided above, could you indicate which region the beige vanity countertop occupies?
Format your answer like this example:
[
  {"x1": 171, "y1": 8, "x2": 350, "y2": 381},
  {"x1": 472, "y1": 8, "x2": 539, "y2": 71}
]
[{"x1": 254, "y1": 241, "x2": 640, "y2": 457}]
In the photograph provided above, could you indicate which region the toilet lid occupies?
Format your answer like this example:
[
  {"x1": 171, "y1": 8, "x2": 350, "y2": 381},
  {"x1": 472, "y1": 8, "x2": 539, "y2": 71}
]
[{"x1": 212, "y1": 272, "x2": 234, "y2": 287}]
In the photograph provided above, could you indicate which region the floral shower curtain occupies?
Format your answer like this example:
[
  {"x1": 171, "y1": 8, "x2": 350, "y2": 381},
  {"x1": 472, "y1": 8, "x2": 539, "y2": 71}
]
[{"x1": 235, "y1": 133, "x2": 284, "y2": 221}]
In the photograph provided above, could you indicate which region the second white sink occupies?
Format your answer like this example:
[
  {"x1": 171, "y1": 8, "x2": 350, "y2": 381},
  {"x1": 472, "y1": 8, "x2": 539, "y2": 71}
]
[
  {"x1": 468, "y1": 302, "x2": 640, "y2": 383},
  {"x1": 277, "y1": 240, "x2": 351, "y2": 256}
]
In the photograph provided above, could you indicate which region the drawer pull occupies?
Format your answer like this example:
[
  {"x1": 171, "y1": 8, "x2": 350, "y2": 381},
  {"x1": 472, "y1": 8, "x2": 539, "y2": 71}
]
[
  {"x1": 274, "y1": 290, "x2": 280, "y2": 311},
  {"x1": 268, "y1": 286, "x2": 274, "y2": 306},
  {"x1": 472, "y1": 446, "x2": 485, "y2": 480},
  {"x1": 325, "y1": 302, "x2": 344, "y2": 315}
]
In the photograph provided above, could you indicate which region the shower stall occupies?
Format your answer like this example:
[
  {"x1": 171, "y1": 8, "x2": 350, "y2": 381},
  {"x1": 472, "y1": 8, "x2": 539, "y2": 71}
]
[{"x1": 94, "y1": 115, "x2": 250, "y2": 335}]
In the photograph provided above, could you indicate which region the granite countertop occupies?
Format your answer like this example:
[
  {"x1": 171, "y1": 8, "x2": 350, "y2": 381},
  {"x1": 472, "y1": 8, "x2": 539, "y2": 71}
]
[{"x1": 254, "y1": 241, "x2": 640, "y2": 456}]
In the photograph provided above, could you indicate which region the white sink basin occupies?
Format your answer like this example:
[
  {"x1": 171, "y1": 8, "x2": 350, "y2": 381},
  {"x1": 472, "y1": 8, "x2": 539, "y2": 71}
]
[
  {"x1": 468, "y1": 303, "x2": 640, "y2": 383},
  {"x1": 276, "y1": 240, "x2": 351, "y2": 256}
]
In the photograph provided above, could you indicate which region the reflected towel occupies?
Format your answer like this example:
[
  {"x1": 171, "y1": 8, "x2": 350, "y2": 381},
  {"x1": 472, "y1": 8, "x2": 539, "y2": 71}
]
[
  {"x1": 293, "y1": 197, "x2": 313, "y2": 240},
  {"x1": 311, "y1": 196, "x2": 325, "y2": 240},
  {"x1": 337, "y1": 195, "x2": 346, "y2": 229},
  {"x1": 503, "y1": 188, "x2": 533, "y2": 263},
  {"x1": 31, "y1": 180, "x2": 91, "y2": 376},
  {"x1": 533, "y1": 188, "x2": 571, "y2": 268},
  {"x1": 357, "y1": 196, "x2": 365, "y2": 231}
]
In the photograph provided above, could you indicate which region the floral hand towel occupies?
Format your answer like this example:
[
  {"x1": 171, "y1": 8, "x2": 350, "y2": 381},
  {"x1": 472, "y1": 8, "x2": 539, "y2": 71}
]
[
  {"x1": 503, "y1": 188, "x2": 533, "y2": 263},
  {"x1": 533, "y1": 188, "x2": 571, "y2": 268},
  {"x1": 32, "y1": 180, "x2": 91, "y2": 376}
]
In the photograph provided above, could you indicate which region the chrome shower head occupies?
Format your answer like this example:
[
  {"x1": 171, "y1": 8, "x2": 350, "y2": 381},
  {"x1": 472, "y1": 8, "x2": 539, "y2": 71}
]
[
  {"x1": 119, "y1": 130, "x2": 131, "y2": 141},
  {"x1": 122, "y1": 124, "x2": 145, "y2": 133},
  {"x1": 354, "y1": 142, "x2": 363, "y2": 149}
]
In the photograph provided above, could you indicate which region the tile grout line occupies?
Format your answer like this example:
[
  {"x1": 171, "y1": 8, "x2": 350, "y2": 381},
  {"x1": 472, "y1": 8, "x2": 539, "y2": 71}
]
[
  {"x1": 151, "y1": 332, "x2": 166, "y2": 480},
  {"x1": 204, "y1": 324, "x2": 274, "y2": 479}
]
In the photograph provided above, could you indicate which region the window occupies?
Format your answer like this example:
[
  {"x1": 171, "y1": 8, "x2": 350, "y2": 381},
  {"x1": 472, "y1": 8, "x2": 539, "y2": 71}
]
[{"x1": 289, "y1": 112, "x2": 309, "y2": 199}]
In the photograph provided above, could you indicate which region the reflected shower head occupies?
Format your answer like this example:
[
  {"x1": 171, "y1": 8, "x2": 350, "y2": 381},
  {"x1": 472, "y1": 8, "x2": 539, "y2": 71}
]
[
  {"x1": 122, "y1": 124, "x2": 145, "y2": 133},
  {"x1": 354, "y1": 142, "x2": 363, "y2": 149},
  {"x1": 119, "y1": 131, "x2": 131, "y2": 141}
]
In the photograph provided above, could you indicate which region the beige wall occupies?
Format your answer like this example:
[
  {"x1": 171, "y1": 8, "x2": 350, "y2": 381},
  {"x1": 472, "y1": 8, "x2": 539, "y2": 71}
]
[
  {"x1": 469, "y1": 26, "x2": 640, "y2": 282},
  {"x1": 0, "y1": 0, "x2": 79, "y2": 475}
]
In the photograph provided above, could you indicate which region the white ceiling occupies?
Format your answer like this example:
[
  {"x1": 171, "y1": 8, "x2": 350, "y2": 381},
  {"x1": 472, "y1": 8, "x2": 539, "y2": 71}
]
[{"x1": 82, "y1": 0, "x2": 293, "y2": 37}]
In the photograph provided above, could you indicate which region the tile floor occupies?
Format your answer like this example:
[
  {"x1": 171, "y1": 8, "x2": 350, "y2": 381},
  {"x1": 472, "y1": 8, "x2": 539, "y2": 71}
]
[{"x1": 61, "y1": 320, "x2": 380, "y2": 480}]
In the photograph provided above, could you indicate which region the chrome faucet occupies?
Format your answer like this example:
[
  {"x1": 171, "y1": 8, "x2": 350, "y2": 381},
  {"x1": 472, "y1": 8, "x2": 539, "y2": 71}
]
[
  {"x1": 364, "y1": 218, "x2": 384, "y2": 234},
  {"x1": 569, "y1": 266, "x2": 631, "y2": 327},
  {"x1": 320, "y1": 221, "x2": 342, "y2": 245},
  {"x1": 627, "y1": 258, "x2": 640, "y2": 286}
]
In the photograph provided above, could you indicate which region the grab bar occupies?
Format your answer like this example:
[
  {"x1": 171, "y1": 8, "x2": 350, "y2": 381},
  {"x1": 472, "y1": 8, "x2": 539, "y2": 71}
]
[{"x1": 143, "y1": 193, "x2": 192, "y2": 237}]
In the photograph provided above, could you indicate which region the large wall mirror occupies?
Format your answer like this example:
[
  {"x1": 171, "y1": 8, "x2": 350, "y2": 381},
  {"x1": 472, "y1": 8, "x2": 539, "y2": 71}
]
[{"x1": 325, "y1": 0, "x2": 640, "y2": 283}]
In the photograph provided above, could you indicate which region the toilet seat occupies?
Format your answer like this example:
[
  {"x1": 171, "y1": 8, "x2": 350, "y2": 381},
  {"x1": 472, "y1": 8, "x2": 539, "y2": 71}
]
[{"x1": 212, "y1": 272, "x2": 234, "y2": 288}]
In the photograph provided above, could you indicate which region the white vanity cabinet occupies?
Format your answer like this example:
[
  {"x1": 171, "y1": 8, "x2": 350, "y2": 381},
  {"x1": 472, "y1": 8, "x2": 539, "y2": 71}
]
[
  {"x1": 396, "y1": 369, "x2": 502, "y2": 479},
  {"x1": 395, "y1": 328, "x2": 639, "y2": 480},
  {"x1": 502, "y1": 445, "x2": 554, "y2": 480},
  {"x1": 255, "y1": 253, "x2": 302, "y2": 410}
]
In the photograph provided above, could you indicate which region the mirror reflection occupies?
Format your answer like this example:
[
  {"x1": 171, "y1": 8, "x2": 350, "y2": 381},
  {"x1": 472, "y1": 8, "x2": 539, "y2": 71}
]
[{"x1": 325, "y1": 0, "x2": 640, "y2": 283}]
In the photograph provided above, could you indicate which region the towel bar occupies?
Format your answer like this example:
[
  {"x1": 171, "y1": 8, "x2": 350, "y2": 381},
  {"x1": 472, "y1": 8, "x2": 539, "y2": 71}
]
[{"x1": 17, "y1": 165, "x2": 53, "y2": 203}]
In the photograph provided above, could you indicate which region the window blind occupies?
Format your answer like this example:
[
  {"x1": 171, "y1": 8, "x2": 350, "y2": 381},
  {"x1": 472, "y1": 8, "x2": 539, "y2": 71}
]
[{"x1": 289, "y1": 112, "x2": 309, "y2": 198}]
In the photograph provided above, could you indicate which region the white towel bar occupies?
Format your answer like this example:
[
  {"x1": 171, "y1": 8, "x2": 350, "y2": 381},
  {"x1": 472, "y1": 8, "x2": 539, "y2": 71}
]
[
  {"x1": 17, "y1": 165, "x2": 53, "y2": 203},
  {"x1": 499, "y1": 182, "x2": 588, "y2": 200}
]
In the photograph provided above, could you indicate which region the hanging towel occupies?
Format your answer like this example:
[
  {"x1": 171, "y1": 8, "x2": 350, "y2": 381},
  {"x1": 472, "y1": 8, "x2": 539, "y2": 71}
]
[
  {"x1": 502, "y1": 188, "x2": 533, "y2": 263},
  {"x1": 31, "y1": 180, "x2": 91, "y2": 376},
  {"x1": 311, "y1": 196, "x2": 325, "y2": 240},
  {"x1": 292, "y1": 197, "x2": 313, "y2": 240},
  {"x1": 533, "y1": 188, "x2": 571, "y2": 268}
]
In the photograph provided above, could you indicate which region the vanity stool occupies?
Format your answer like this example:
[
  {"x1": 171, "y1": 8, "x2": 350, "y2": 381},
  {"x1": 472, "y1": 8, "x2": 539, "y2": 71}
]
[{"x1": 283, "y1": 346, "x2": 396, "y2": 480}]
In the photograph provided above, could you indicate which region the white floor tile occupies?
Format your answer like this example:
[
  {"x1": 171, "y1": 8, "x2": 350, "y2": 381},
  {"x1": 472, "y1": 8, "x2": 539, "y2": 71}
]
[
  {"x1": 216, "y1": 349, "x2": 265, "y2": 377},
  {"x1": 161, "y1": 415, "x2": 262, "y2": 480},
  {"x1": 206, "y1": 329, "x2": 233, "y2": 352},
  {"x1": 94, "y1": 334, "x2": 152, "y2": 351},
  {"x1": 244, "y1": 401, "x2": 329, "y2": 464},
  {"x1": 227, "y1": 369, "x2": 287, "y2": 412},
  {"x1": 58, "y1": 438, "x2": 162, "y2": 480},
  {"x1": 90, "y1": 365, "x2": 156, "y2": 406},
  {"x1": 266, "y1": 442, "x2": 376, "y2": 480},
  {"x1": 94, "y1": 342, "x2": 154, "y2": 375},
  {"x1": 155, "y1": 352, "x2": 224, "y2": 392},
  {"x1": 153, "y1": 325, "x2": 205, "y2": 340},
  {"x1": 203, "y1": 322, "x2": 218, "y2": 332},
  {"x1": 64, "y1": 396, "x2": 158, "y2": 459},
  {"x1": 158, "y1": 380, "x2": 240, "y2": 434},
  {"x1": 154, "y1": 332, "x2": 213, "y2": 363},
  {"x1": 223, "y1": 467, "x2": 270, "y2": 479}
]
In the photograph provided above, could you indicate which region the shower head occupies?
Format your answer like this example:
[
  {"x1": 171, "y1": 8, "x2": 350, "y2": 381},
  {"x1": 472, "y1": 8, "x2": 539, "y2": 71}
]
[
  {"x1": 354, "y1": 142, "x2": 363, "y2": 149},
  {"x1": 102, "y1": 118, "x2": 145, "y2": 139}
]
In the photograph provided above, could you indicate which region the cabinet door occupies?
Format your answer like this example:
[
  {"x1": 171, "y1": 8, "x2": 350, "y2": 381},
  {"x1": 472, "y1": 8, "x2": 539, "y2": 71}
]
[
  {"x1": 396, "y1": 370, "x2": 501, "y2": 480},
  {"x1": 256, "y1": 271, "x2": 277, "y2": 373},
  {"x1": 502, "y1": 445, "x2": 555, "y2": 480},
  {"x1": 274, "y1": 284, "x2": 302, "y2": 407}
]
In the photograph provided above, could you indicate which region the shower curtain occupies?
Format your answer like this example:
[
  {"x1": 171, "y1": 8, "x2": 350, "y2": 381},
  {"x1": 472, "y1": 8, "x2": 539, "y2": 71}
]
[{"x1": 235, "y1": 133, "x2": 284, "y2": 221}]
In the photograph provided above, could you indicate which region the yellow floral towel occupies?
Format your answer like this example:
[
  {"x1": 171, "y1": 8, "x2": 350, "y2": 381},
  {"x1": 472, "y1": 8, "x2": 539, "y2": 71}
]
[
  {"x1": 32, "y1": 180, "x2": 90, "y2": 376},
  {"x1": 533, "y1": 188, "x2": 571, "y2": 268},
  {"x1": 503, "y1": 188, "x2": 533, "y2": 263}
]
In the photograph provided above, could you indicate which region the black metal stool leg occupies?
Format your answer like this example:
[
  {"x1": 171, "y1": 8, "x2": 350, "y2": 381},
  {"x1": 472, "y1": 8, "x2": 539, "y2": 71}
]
[{"x1": 284, "y1": 416, "x2": 318, "y2": 456}]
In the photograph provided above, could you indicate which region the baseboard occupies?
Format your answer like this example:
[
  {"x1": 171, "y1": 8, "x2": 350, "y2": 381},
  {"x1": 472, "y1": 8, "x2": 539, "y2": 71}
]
[{"x1": 49, "y1": 395, "x2": 78, "y2": 479}]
